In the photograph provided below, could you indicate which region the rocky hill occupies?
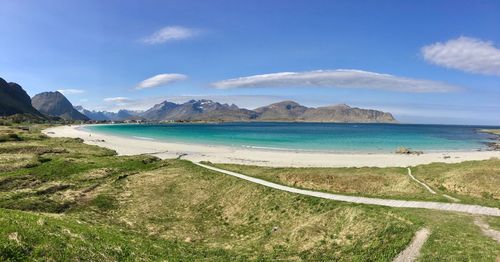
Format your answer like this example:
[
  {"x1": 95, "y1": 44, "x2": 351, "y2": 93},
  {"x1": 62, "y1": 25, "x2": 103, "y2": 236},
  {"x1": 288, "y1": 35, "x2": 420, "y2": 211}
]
[
  {"x1": 254, "y1": 101, "x2": 308, "y2": 121},
  {"x1": 0, "y1": 77, "x2": 44, "y2": 117},
  {"x1": 32, "y1": 92, "x2": 88, "y2": 121},
  {"x1": 140, "y1": 99, "x2": 396, "y2": 123},
  {"x1": 75, "y1": 106, "x2": 143, "y2": 121},
  {"x1": 300, "y1": 104, "x2": 396, "y2": 123},
  {"x1": 143, "y1": 99, "x2": 258, "y2": 121}
]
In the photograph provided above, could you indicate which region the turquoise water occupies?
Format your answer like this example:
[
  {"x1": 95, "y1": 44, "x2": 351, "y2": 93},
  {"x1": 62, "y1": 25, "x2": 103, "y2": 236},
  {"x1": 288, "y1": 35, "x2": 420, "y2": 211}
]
[{"x1": 86, "y1": 123, "x2": 497, "y2": 153}]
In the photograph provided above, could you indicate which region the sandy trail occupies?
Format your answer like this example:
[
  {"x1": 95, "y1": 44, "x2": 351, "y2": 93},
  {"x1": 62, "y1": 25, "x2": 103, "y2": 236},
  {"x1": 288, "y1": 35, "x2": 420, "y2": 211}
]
[
  {"x1": 393, "y1": 228, "x2": 430, "y2": 262},
  {"x1": 407, "y1": 168, "x2": 461, "y2": 202},
  {"x1": 407, "y1": 168, "x2": 436, "y2": 194},
  {"x1": 195, "y1": 163, "x2": 500, "y2": 216},
  {"x1": 474, "y1": 217, "x2": 500, "y2": 243}
]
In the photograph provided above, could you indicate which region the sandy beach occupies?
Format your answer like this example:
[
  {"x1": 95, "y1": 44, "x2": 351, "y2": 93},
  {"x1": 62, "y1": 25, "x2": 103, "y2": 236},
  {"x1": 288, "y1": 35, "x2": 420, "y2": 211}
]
[{"x1": 43, "y1": 125, "x2": 500, "y2": 168}]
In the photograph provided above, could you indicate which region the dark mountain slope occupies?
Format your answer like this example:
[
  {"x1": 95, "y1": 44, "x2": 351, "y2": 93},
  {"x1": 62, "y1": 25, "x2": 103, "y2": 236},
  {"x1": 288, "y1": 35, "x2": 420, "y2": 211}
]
[
  {"x1": 0, "y1": 77, "x2": 43, "y2": 117},
  {"x1": 32, "y1": 91, "x2": 88, "y2": 120}
]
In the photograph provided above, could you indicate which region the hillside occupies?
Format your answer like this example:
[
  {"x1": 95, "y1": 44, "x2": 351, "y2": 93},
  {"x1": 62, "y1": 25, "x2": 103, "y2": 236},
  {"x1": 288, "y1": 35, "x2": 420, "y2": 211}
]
[
  {"x1": 300, "y1": 104, "x2": 397, "y2": 123},
  {"x1": 0, "y1": 124, "x2": 498, "y2": 260},
  {"x1": 141, "y1": 99, "x2": 396, "y2": 123},
  {"x1": 0, "y1": 77, "x2": 43, "y2": 117},
  {"x1": 143, "y1": 99, "x2": 258, "y2": 121},
  {"x1": 255, "y1": 100, "x2": 309, "y2": 121},
  {"x1": 32, "y1": 92, "x2": 88, "y2": 121}
]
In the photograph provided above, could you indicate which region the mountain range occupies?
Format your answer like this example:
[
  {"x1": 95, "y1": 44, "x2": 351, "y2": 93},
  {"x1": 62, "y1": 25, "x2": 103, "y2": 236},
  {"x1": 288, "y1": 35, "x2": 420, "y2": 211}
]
[
  {"x1": 112, "y1": 99, "x2": 396, "y2": 123},
  {"x1": 74, "y1": 106, "x2": 143, "y2": 121},
  {"x1": 1, "y1": 76, "x2": 396, "y2": 123}
]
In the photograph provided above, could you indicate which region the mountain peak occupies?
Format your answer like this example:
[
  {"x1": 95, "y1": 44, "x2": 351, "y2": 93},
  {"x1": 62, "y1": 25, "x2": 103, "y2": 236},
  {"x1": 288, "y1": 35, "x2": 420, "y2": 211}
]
[
  {"x1": 32, "y1": 91, "x2": 88, "y2": 120},
  {"x1": 0, "y1": 77, "x2": 43, "y2": 117}
]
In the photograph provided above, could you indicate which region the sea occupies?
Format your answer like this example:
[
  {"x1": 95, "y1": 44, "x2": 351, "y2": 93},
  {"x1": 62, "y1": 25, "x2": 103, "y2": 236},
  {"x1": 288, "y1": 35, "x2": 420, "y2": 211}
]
[{"x1": 85, "y1": 122, "x2": 498, "y2": 153}]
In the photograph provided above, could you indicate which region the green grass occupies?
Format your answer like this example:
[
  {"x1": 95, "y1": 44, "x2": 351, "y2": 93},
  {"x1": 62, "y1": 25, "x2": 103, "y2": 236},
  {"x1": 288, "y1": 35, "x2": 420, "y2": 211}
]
[
  {"x1": 207, "y1": 163, "x2": 444, "y2": 201},
  {"x1": 412, "y1": 159, "x2": 500, "y2": 208},
  {"x1": 208, "y1": 159, "x2": 500, "y2": 208},
  {"x1": 0, "y1": 208, "x2": 242, "y2": 261},
  {"x1": 0, "y1": 124, "x2": 499, "y2": 261},
  {"x1": 415, "y1": 211, "x2": 500, "y2": 261}
]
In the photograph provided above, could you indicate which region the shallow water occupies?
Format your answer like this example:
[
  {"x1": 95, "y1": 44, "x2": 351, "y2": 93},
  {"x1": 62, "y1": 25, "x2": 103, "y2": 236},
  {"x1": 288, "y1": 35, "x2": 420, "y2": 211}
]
[{"x1": 87, "y1": 122, "x2": 498, "y2": 153}]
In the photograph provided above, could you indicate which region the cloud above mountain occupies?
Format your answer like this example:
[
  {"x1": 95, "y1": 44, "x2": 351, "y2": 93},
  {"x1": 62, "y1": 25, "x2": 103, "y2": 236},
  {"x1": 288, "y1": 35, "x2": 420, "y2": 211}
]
[
  {"x1": 211, "y1": 69, "x2": 460, "y2": 93},
  {"x1": 142, "y1": 26, "x2": 201, "y2": 44},
  {"x1": 136, "y1": 73, "x2": 187, "y2": 89},
  {"x1": 57, "y1": 89, "x2": 84, "y2": 95},
  {"x1": 421, "y1": 37, "x2": 500, "y2": 76},
  {"x1": 104, "y1": 97, "x2": 131, "y2": 104}
]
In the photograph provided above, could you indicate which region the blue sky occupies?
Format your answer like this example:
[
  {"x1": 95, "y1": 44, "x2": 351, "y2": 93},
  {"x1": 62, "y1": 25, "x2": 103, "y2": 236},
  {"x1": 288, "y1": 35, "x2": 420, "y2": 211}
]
[{"x1": 1, "y1": 0, "x2": 499, "y2": 125}]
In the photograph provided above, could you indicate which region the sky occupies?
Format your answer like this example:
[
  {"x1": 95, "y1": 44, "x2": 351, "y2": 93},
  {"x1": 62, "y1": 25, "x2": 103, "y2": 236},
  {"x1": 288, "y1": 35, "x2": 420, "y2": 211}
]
[{"x1": 1, "y1": 0, "x2": 499, "y2": 125}]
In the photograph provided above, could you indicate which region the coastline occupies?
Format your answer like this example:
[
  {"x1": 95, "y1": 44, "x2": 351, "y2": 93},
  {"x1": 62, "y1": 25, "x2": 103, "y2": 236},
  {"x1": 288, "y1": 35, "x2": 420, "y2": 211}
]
[
  {"x1": 43, "y1": 125, "x2": 500, "y2": 168},
  {"x1": 478, "y1": 129, "x2": 500, "y2": 150}
]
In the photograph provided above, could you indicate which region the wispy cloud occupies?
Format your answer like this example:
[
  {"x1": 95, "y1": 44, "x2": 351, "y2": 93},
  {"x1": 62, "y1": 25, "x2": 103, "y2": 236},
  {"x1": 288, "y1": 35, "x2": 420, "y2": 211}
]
[
  {"x1": 103, "y1": 97, "x2": 131, "y2": 104},
  {"x1": 142, "y1": 26, "x2": 200, "y2": 44},
  {"x1": 421, "y1": 36, "x2": 500, "y2": 76},
  {"x1": 57, "y1": 89, "x2": 84, "y2": 95},
  {"x1": 136, "y1": 73, "x2": 187, "y2": 89},
  {"x1": 211, "y1": 69, "x2": 460, "y2": 93}
]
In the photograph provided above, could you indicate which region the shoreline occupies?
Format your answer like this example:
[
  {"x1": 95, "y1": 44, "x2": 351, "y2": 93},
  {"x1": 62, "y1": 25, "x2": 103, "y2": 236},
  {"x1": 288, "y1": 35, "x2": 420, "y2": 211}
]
[
  {"x1": 80, "y1": 125, "x2": 492, "y2": 155},
  {"x1": 43, "y1": 125, "x2": 500, "y2": 168}
]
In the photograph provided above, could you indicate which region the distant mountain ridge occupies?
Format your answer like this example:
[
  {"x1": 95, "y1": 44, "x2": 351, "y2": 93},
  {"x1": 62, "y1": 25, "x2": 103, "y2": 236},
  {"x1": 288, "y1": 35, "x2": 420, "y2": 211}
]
[
  {"x1": 139, "y1": 99, "x2": 397, "y2": 123},
  {"x1": 32, "y1": 91, "x2": 88, "y2": 121},
  {"x1": 0, "y1": 77, "x2": 44, "y2": 117},
  {"x1": 75, "y1": 106, "x2": 143, "y2": 121},
  {"x1": 142, "y1": 99, "x2": 258, "y2": 121},
  {"x1": 2, "y1": 76, "x2": 394, "y2": 123}
]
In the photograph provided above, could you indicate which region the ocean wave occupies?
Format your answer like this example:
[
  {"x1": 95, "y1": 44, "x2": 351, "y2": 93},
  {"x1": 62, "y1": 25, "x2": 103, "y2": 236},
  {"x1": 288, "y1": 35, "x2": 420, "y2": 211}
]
[
  {"x1": 240, "y1": 145, "x2": 312, "y2": 152},
  {"x1": 132, "y1": 136, "x2": 155, "y2": 141}
]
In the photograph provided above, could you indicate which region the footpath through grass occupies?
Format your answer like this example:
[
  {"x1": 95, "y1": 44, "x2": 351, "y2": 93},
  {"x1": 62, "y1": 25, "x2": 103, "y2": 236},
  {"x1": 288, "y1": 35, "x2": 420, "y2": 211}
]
[
  {"x1": 211, "y1": 158, "x2": 500, "y2": 208},
  {"x1": 0, "y1": 123, "x2": 498, "y2": 261}
]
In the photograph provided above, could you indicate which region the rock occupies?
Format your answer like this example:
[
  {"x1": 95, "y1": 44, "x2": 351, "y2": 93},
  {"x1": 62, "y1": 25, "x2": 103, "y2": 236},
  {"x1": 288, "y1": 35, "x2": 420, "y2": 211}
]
[{"x1": 396, "y1": 147, "x2": 423, "y2": 155}]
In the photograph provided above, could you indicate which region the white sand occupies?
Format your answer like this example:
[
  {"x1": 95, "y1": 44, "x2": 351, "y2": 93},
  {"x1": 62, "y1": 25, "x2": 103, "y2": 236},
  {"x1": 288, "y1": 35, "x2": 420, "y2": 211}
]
[{"x1": 43, "y1": 125, "x2": 500, "y2": 168}]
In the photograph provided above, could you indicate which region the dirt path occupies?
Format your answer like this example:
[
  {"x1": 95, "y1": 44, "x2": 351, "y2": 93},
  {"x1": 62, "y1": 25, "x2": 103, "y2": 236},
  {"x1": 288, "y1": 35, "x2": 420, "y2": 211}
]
[
  {"x1": 474, "y1": 217, "x2": 500, "y2": 243},
  {"x1": 393, "y1": 228, "x2": 430, "y2": 262},
  {"x1": 407, "y1": 168, "x2": 460, "y2": 202},
  {"x1": 195, "y1": 162, "x2": 500, "y2": 216},
  {"x1": 406, "y1": 168, "x2": 436, "y2": 194}
]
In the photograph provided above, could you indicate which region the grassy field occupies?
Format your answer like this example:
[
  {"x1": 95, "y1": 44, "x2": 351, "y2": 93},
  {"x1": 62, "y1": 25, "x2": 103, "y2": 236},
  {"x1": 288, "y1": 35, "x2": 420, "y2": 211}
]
[
  {"x1": 208, "y1": 164, "x2": 446, "y2": 201},
  {"x1": 0, "y1": 123, "x2": 499, "y2": 260},
  {"x1": 411, "y1": 160, "x2": 500, "y2": 207},
  {"x1": 211, "y1": 158, "x2": 500, "y2": 208}
]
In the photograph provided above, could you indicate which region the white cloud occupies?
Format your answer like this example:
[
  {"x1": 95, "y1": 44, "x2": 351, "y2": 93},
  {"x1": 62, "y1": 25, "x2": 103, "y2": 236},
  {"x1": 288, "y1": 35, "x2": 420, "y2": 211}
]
[
  {"x1": 103, "y1": 97, "x2": 131, "y2": 103},
  {"x1": 57, "y1": 89, "x2": 84, "y2": 95},
  {"x1": 136, "y1": 73, "x2": 187, "y2": 89},
  {"x1": 421, "y1": 37, "x2": 500, "y2": 76},
  {"x1": 142, "y1": 26, "x2": 200, "y2": 44},
  {"x1": 211, "y1": 69, "x2": 460, "y2": 93}
]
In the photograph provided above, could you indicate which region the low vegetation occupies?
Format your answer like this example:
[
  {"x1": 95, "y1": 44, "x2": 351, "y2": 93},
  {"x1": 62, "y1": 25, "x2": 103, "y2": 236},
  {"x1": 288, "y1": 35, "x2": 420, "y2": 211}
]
[
  {"x1": 411, "y1": 159, "x2": 500, "y2": 208},
  {"x1": 210, "y1": 158, "x2": 500, "y2": 208},
  {"x1": 0, "y1": 123, "x2": 498, "y2": 260}
]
